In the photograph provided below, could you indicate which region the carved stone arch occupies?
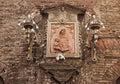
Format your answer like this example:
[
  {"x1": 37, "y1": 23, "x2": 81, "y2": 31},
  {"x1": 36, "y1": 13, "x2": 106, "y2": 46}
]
[{"x1": 103, "y1": 62, "x2": 120, "y2": 84}]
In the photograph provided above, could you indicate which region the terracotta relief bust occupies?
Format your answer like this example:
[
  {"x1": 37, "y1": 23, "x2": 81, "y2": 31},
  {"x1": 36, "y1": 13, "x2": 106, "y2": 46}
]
[{"x1": 50, "y1": 23, "x2": 75, "y2": 54}]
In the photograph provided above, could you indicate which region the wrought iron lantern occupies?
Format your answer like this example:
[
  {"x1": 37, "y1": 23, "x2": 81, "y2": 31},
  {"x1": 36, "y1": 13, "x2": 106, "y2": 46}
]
[
  {"x1": 85, "y1": 13, "x2": 105, "y2": 63},
  {"x1": 18, "y1": 12, "x2": 39, "y2": 61},
  {"x1": 85, "y1": 14, "x2": 105, "y2": 32}
]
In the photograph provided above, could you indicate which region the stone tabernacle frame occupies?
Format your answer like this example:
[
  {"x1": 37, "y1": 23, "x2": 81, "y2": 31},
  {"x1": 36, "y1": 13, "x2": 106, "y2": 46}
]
[{"x1": 46, "y1": 22, "x2": 80, "y2": 58}]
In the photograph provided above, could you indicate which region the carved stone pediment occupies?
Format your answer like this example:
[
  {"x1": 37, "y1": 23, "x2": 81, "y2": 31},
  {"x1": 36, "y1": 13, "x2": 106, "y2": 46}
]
[
  {"x1": 40, "y1": 4, "x2": 86, "y2": 22},
  {"x1": 40, "y1": 63, "x2": 79, "y2": 84},
  {"x1": 39, "y1": 3, "x2": 86, "y2": 13}
]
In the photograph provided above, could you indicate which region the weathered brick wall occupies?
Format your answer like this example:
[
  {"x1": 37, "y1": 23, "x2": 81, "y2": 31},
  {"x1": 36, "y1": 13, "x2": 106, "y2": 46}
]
[{"x1": 0, "y1": 0, "x2": 120, "y2": 84}]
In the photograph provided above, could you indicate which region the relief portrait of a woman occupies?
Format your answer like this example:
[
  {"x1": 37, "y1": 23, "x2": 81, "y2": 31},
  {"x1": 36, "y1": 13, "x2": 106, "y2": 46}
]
[{"x1": 50, "y1": 23, "x2": 75, "y2": 54}]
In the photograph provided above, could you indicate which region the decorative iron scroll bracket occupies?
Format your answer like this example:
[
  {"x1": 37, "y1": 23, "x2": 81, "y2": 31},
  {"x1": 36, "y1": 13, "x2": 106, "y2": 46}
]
[{"x1": 40, "y1": 63, "x2": 79, "y2": 84}]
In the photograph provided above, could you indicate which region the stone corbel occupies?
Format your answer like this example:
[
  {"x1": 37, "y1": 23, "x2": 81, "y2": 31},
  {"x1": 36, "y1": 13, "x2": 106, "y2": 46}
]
[{"x1": 40, "y1": 63, "x2": 79, "y2": 84}]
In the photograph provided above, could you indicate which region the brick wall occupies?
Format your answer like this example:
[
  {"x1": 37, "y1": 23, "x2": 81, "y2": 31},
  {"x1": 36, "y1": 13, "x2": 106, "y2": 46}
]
[{"x1": 0, "y1": 0, "x2": 120, "y2": 84}]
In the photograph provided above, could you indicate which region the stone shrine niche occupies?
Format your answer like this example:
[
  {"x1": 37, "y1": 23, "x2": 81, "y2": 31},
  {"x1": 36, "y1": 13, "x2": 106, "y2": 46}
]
[{"x1": 42, "y1": 4, "x2": 86, "y2": 58}]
